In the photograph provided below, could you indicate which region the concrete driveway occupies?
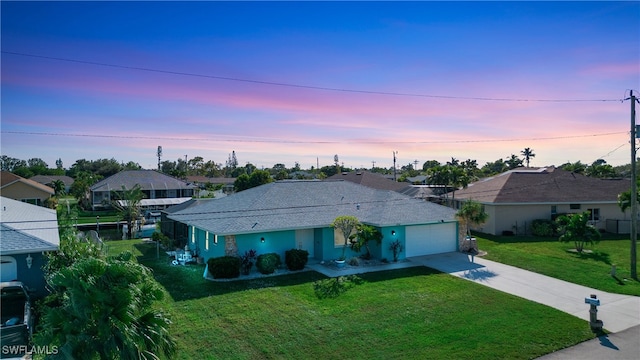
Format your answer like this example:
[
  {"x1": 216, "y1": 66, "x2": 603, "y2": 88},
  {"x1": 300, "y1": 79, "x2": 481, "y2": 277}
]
[{"x1": 408, "y1": 252, "x2": 640, "y2": 333}]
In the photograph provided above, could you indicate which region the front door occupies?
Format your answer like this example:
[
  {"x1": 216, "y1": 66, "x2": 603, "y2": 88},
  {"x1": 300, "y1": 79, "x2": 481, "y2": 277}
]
[{"x1": 295, "y1": 229, "x2": 314, "y2": 258}]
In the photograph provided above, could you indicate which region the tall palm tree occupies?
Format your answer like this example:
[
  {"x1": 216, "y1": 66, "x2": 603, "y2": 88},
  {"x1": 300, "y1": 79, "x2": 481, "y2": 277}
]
[
  {"x1": 112, "y1": 184, "x2": 145, "y2": 239},
  {"x1": 521, "y1": 147, "x2": 536, "y2": 167}
]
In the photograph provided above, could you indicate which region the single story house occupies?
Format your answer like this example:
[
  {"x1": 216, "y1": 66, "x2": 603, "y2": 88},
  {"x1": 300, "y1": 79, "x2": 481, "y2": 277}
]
[
  {"x1": 29, "y1": 174, "x2": 75, "y2": 193},
  {"x1": 161, "y1": 198, "x2": 215, "y2": 249},
  {"x1": 168, "y1": 180, "x2": 459, "y2": 263},
  {"x1": 90, "y1": 170, "x2": 196, "y2": 210},
  {"x1": 0, "y1": 196, "x2": 60, "y2": 298},
  {"x1": 453, "y1": 167, "x2": 631, "y2": 235},
  {"x1": 0, "y1": 171, "x2": 55, "y2": 207},
  {"x1": 327, "y1": 170, "x2": 437, "y2": 199}
]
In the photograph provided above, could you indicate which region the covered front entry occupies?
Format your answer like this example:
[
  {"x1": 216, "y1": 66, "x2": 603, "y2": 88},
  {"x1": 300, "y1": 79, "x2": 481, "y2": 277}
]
[
  {"x1": 405, "y1": 223, "x2": 457, "y2": 257},
  {"x1": 295, "y1": 229, "x2": 314, "y2": 258}
]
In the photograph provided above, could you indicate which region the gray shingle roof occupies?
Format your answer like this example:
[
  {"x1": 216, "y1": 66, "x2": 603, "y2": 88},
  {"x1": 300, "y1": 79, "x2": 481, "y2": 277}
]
[
  {"x1": 169, "y1": 180, "x2": 457, "y2": 235},
  {"x1": 455, "y1": 167, "x2": 631, "y2": 204},
  {"x1": 0, "y1": 197, "x2": 60, "y2": 254},
  {"x1": 90, "y1": 170, "x2": 195, "y2": 192}
]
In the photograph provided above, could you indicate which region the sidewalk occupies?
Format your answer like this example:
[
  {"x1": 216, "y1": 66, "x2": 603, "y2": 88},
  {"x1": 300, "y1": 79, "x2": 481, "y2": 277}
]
[
  {"x1": 409, "y1": 252, "x2": 640, "y2": 333},
  {"x1": 536, "y1": 324, "x2": 640, "y2": 360}
]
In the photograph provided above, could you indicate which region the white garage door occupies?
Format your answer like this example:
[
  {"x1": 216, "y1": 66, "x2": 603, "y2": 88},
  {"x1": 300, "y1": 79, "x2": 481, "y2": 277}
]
[{"x1": 405, "y1": 223, "x2": 457, "y2": 257}]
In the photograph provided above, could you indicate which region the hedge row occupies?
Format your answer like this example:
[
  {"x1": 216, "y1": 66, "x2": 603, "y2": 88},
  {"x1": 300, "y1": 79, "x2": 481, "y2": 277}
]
[{"x1": 207, "y1": 249, "x2": 309, "y2": 279}]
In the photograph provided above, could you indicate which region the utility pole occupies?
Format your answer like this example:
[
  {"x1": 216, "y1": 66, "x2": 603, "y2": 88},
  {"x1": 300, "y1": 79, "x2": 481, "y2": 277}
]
[
  {"x1": 628, "y1": 90, "x2": 638, "y2": 280},
  {"x1": 371, "y1": 160, "x2": 376, "y2": 169},
  {"x1": 157, "y1": 146, "x2": 162, "y2": 171},
  {"x1": 393, "y1": 151, "x2": 398, "y2": 181}
]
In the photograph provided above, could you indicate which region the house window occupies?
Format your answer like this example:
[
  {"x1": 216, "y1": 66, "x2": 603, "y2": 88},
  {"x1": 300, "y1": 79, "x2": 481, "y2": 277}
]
[
  {"x1": 213, "y1": 234, "x2": 218, "y2": 245},
  {"x1": 569, "y1": 204, "x2": 581, "y2": 210},
  {"x1": 587, "y1": 208, "x2": 600, "y2": 221},
  {"x1": 205, "y1": 232, "x2": 209, "y2": 251},
  {"x1": 334, "y1": 228, "x2": 354, "y2": 247},
  {"x1": 191, "y1": 226, "x2": 195, "y2": 244},
  {"x1": 551, "y1": 206, "x2": 557, "y2": 215}
]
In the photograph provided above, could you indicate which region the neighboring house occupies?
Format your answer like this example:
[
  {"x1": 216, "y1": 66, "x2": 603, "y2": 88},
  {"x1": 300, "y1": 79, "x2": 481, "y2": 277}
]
[
  {"x1": 90, "y1": 170, "x2": 196, "y2": 210},
  {"x1": 168, "y1": 180, "x2": 459, "y2": 263},
  {"x1": 327, "y1": 170, "x2": 435, "y2": 198},
  {"x1": 161, "y1": 198, "x2": 215, "y2": 249},
  {"x1": 30, "y1": 174, "x2": 74, "y2": 193},
  {"x1": 186, "y1": 176, "x2": 236, "y2": 194},
  {"x1": 0, "y1": 196, "x2": 60, "y2": 298},
  {"x1": 0, "y1": 171, "x2": 55, "y2": 207},
  {"x1": 453, "y1": 167, "x2": 631, "y2": 235}
]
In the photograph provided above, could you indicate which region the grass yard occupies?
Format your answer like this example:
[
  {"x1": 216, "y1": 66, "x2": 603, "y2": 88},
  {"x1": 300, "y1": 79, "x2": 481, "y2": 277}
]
[
  {"x1": 475, "y1": 233, "x2": 640, "y2": 296},
  {"x1": 106, "y1": 240, "x2": 595, "y2": 360}
]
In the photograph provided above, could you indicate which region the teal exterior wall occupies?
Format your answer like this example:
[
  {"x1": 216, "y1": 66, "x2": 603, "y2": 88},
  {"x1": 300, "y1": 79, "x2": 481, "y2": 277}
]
[
  {"x1": 6, "y1": 253, "x2": 49, "y2": 299},
  {"x1": 234, "y1": 230, "x2": 296, "y2": 260},
  {"x1": 380, "y1": 226, "x2": 406, "y2": 261}
]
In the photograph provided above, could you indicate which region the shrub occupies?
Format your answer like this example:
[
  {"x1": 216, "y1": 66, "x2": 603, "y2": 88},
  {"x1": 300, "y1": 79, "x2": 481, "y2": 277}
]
[
  {"x1": 240, "y1": 249, "x2": 257, "y2": 275},
  {"x1": 256, "y1": 253, "x2": 282, "y2": 274},
  {"x1": 348, "y1": 257, "x2": 360, "y2": 266},
  {"x1": 531, "y1": 219, "x2": 556, "y2": 237},
  {"x1": 207, "y1": 256, "x2": 241, "y2": 279},
  {"x1": 285, "y1": 249, "x2": 309, "y2": 271},
  {"x1": 152, "y1": 231, "x2": 172, "y2": 249}
]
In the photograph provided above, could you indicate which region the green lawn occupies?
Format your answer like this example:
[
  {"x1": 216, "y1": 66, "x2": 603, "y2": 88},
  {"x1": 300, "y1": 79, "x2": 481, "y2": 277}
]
[
  {"x1": 475, "y1": 233, "x2": 640, "y2": 296},
  {"x1": 106, "y1": 240, "x2": 595, "y2": 360}
]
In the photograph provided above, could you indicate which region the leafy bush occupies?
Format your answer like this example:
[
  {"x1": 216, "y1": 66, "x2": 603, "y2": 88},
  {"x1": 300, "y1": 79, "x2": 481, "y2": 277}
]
[
  {"x1": 256, "y1": 253, "x2": 282, "y2": 274},
  {"x1": 207, "y1": 256, "x2": 241, "y2": 279},
  {"x1": 240, "y1": 249, "x2": 257, "y2": 275},
  {"x1": 285, "y1": 249, "x2": 309, "y2": 271},
  {"x1": 531, "y1": 219, "x2": 556, "y2": 237},
  {"x1": 389, "y1": 240, "x2": 403, "y2": 262},
  {"x1": 313, "y1": 275, "x2": 364, "y2": 299},
  {"x1": 152, "y1": 231, "x2": 172, "y2": 249}
]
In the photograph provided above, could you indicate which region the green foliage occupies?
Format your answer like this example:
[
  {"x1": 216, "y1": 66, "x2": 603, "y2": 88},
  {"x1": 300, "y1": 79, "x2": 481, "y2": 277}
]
[
  {"x1": 35, "y1": 254, "x2": 175, "y2": 360},
  {"x1": 531, "y1": 219, "x2": 556, "y2": 237},
  {"x1": 331, "y1": 215, "x2": 360, "y2": 259},
  {"x1": 313, "y1": 275, "x2": 364, "y2": 299},
  {"x1": 556, "y1": 212, "x2": 601, "y2": 253},
  {"x1": 234, "y1": 169, "x2": 273, "y2": 192},
  {"x1": 389, "y1": 240, "x2": 404, "y2": 262},
  {"x1": 349, "y1": 224, "x2": 383, "y2": 260},
  {"x1": 152, "y1": 231, "x2": 172, "y2": 249},
  {"x1": 456, "y1": 200, "x2": 489, "y2": 237},
  {"x1": 285, "y1": 249, "x2": 309, "y2": 271},
  {"x1": 256, "y1": 253, "x2": 282, "y2": 274},
  {"x1": 112, "y1": 184, "x2": 146, "y2": 239},
  {"x1": 207, "y1": 256, "x2": 241, "y2": 279},
  {"x1": 240, "y1": 249, "x2": 258, "y2": 275}
]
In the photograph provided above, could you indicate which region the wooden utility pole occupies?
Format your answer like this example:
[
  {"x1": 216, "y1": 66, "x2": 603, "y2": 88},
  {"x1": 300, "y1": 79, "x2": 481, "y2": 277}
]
[
  {"x1": 629, "y1": 90, "x2": 638, "y2": 280},
  {"x1": 393, "y1": 151, "x2": 398, "y2": 181}
]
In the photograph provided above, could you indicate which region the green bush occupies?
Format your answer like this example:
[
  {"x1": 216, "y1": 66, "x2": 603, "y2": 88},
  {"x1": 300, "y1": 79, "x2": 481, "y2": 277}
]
[
  {"x1": 285, "y1": 249, "x2": 309, "y2": 271},
  {"x1": 531, "y1": 219, "x2": 556, "y2": 237},
  {"x1": 207, "y1": 256, "x2": 241, "y2": 279},
  {"x1": 256, "y1": 253, "x2": 282, "y2": 274}
]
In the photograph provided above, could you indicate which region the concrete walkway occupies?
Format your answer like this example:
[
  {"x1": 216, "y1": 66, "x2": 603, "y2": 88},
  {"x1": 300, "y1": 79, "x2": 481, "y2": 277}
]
[{"x1": 536, "y1": 325, "x2": 640, "y2": 360}]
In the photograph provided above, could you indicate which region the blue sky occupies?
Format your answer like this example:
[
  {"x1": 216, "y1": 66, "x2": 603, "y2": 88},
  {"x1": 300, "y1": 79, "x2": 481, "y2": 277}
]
[{"x1": 1, "y1": 1, "x2": 639, "y2": 170}]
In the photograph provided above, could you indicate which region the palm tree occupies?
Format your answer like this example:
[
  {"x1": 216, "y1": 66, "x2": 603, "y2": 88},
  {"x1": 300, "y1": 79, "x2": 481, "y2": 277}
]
[
  {"x1": 51, "y1": 179, "x2": 66, "y2": 197},
  {"x1": 521, "y1": 148, "x2": 535, "y2": 167},
  {"x1": 456, "y1": 200, "x2": 489, "y2": 238},
  {"x1": 112, "y1": 184, "x2": 145, "y2": 239}
]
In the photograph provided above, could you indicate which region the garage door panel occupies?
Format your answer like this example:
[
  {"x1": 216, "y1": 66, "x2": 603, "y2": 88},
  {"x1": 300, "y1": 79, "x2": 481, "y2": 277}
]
[{"x1": 405, "y1": 223, "x2": 456, "y2": 257}]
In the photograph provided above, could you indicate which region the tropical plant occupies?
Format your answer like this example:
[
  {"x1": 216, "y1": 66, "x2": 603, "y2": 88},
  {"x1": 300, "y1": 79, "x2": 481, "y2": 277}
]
[
  {"x1": 112, "y1": 184, "x2": 145, "y2": 239},
  {"x1": 208, "y1": 256, "x2": 241, "y2": 279},
  {"x1": 521, "y1": 147, "x2": 535, "y2": 167},
  {"x1": 389, "y1": 240, "x2": 403, "y2": 262},
  {"x1": 35, "y1": 253, "x2": 176, "y2": 360},
  {"x1": 240, "y1": 249, "x2": 258, "y2": 275},
  {"x1": 349, "y1": 224, "x2": 383, "y2": 260},
  {"x1": 285, "y1": 249, "x2": 309, "y2": 271},
  {"x1": 456, "y1": 200, "x2": 489, "y2": 238},
  {"x1": 51, "y1": 179, "x2": 66, "y2": 196},
  {"x1": 256, "y1": 253, "x2": 282, "y2": 274},
  {"x1": 331, "y1": 215, "x2": 360, "y2": 260},
  {"x1": 555, "y1": 212, "x2": 601, "y2": 253}
]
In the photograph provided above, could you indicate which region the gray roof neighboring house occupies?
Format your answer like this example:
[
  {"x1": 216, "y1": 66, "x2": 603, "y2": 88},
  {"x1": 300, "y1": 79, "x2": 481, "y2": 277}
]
[
  {"x1": 91, "y1": 170, "x2": 195, "y2": 192},
  {"x1": 0, "y1": 196, "x2": 60, "y2": 255},
  {"x1": 454, "y1": 167, "x2": 631, "y2": 204},
  {"x1": 169, "y1": 180, "x2": 457, "y2": 236},
  {"x1": 327, "y1": 171, "x2": 412, "y2": 192},
  {"x1": 29, "y1": 175, "x2": 74, "y2": 189}
]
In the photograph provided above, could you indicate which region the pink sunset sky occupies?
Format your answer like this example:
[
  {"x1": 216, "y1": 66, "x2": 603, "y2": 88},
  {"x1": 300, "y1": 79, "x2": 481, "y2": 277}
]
[{"x1": 1, "y1": 2, "x2": 638, "y2": 171}]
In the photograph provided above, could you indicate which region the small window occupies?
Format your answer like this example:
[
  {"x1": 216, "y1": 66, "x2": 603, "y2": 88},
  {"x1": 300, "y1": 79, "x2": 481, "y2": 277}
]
[
  {"x1": 569, "y1": 204, "x2": 581, "y2": 210},
  {"x1": 334, "y1": 229, "x2": 352, "y2": 247},
  {"x1": 205, "y1": 232, "x2": 209, "y2": 251},
  {"x1": 191, "y1": 226, "x2": 196, "y2": 243},
  {"x1": 551, "y1": 206, "x2": 557, "y2": 214},
  {"x1": 587, "y1": 208, "x2": 600, "y2": 221},
  {"x1": 213, "y1": 234, "x2": 218, "y2": 245}
]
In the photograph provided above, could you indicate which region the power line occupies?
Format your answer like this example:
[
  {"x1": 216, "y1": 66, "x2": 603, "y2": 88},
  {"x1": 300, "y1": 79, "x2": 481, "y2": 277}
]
[
  {"x1": 1, "y1": 50, "x2": 623, "y2": 103},
  {"x1": 1, "y1": 130, "x2": 627, "y2": 145}
]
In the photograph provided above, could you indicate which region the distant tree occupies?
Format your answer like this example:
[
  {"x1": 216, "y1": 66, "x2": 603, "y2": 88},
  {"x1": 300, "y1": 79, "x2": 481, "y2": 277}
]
[
  {"x1": 521, "y1": 148, "x2": 535, "y2": 167},
  {"x1": 505, "y1": 154, "x2": 524, "y2": 170},
  {"x1": 422, "y1": 160, "x2": 441, "y2": 172},
  {"x1": 51, "y1": 179, "x2": 66, "y2": 197},
  {"x1": 234, "y1": 173, "x2": 251, "y2": 192},
  {"x1": 480, "y1": 159, "x2": 508, "y2": 176},
  {"x1": 234, "y1": 170, "x2": 272, "y2": 192},
  {"x1": 560, "y1": 161, "x2": 587, "y2": 174},
  {"x1": 556, "y1": 212, "x2": 600, "y2": 253},
  {"x1": 275, "y1": 170, "x2": 289, "y2": 180},
  {"x1": 112, "y1": 185, "x2": 145, "y2": 240},
  {"x1": 1, "y1": 156, "x2": 27, "y2": 171},
  {"x1": 69, "y1": 171, "x2": 102, "y2": 209},
  {"x1": 122, "y1": 161, "x2": 141, "y2": 171},
  {"x1": 27, "y1": 157, "x2": 49, "y2": 175},
  {"x1": 245, "y1": 162, "x2": 256, "y2": 175},
  {"x1": 203, "y1": 160, "x2": 222, "y2": 177},
  {"x1": 187, "y1": 156, "x2": 205, "y2": 175},
  {"x1": 446, "y1": 157, "x2": 460, "y2": 167},
  {"x1": 585, "y1": 159, "x2": 618, "y2": 178}
]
